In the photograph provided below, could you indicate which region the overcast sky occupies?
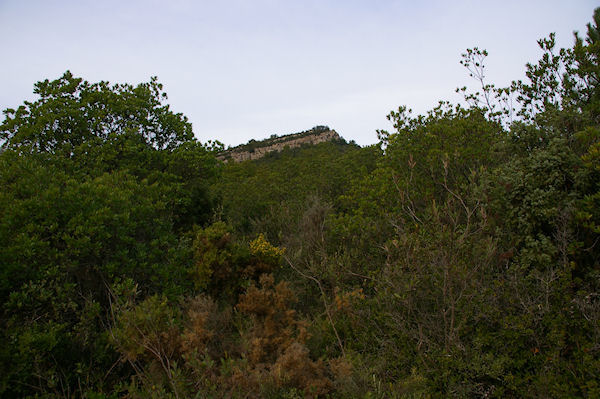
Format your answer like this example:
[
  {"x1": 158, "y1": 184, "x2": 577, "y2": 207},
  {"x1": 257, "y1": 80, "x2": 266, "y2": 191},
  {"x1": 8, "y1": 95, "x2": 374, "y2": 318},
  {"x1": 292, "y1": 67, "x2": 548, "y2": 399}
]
[{"x1": 0, "y1": 1, "x2": 597, "y2": 147}]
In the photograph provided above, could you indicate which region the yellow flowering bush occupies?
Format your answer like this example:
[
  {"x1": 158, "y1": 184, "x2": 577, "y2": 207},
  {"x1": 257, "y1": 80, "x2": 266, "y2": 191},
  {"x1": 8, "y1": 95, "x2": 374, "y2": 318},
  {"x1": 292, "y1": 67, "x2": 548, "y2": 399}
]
[{"x1": 249, "y1": 233, "x2": 285, "y2": 262}]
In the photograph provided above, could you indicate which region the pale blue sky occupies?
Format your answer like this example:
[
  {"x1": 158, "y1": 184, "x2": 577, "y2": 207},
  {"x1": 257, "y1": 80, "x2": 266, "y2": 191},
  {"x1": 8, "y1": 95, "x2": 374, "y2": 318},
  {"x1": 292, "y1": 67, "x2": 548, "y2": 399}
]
[{"x1": 0, "y1": 1, "x2": 597, "y2": 146}]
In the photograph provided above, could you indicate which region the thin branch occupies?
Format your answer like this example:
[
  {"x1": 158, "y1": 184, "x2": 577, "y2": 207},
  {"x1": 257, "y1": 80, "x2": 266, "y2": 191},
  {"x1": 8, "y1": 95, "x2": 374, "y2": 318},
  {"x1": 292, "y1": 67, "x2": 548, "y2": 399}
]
[{"x1": 284, "y1": 255, "x2": 346, "y2": 358}]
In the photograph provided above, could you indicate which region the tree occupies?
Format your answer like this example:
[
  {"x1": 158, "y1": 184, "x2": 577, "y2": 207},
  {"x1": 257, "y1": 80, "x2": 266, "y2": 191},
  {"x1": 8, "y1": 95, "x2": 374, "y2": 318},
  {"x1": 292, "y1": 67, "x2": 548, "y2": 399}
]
[
  {"x1": 0, "y1": 72, "x2": 218, "y2": 397},
  {"x1": 1, "y1": 71, "x2": 193, "y2": 154}
]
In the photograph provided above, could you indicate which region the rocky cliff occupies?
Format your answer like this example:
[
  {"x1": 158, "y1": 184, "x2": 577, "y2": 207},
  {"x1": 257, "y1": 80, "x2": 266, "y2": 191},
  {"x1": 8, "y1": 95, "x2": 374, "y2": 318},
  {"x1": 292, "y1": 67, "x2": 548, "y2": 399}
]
[{"x1": 217, "y1": 127, "x2": 341, "y2": 162}]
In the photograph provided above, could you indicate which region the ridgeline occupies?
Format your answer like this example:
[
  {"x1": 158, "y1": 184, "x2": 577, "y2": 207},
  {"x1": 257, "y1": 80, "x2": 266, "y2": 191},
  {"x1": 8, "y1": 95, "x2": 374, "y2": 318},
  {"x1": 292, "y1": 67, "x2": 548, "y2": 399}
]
[{"x1": 217, "y1": 125, "x2": 342, "y2": 162}]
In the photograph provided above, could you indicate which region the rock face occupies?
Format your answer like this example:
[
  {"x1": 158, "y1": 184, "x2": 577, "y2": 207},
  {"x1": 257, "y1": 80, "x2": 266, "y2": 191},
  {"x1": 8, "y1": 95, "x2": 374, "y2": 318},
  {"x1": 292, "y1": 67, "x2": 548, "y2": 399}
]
[{"x1": 218, "y1": 127, "x2": 341, "y2": 162}]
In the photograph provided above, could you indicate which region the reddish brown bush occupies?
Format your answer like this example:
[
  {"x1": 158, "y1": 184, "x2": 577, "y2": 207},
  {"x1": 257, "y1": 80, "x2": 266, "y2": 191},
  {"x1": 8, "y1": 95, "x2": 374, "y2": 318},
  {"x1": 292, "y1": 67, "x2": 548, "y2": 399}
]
[{"x1": 236, "y1": 274, "x2": 333, "y2": 397}]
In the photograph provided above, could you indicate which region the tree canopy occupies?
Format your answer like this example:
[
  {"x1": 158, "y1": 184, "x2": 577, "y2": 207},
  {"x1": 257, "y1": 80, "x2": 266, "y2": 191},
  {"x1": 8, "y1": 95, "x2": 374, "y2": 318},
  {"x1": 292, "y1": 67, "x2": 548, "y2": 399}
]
[{"x1": 1, "y1": 71, "x2": 193, "y2": 153}]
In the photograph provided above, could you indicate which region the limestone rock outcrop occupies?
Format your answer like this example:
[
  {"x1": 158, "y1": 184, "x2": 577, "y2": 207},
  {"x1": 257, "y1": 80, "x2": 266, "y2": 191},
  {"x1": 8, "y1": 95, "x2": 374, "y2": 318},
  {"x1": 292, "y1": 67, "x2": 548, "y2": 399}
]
[{"x1": 218, "y1": 127, "x2": 341, "y2": 162}]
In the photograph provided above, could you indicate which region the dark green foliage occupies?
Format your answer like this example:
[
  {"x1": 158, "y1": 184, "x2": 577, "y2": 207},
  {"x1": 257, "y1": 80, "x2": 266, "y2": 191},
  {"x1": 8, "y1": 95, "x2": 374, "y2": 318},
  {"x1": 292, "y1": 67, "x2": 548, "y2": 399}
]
[
  {"x1": 0, "y1": 73, "x2": 218, "y2": 397},
  {"x1": 2, "y1": 8, "x2": 600, "y2": 398},
  {"x1": 189, "y1": 222, "x2": 284, "y2": 300},
  {"x1": 0, "y1": 71, "x2": 193, "y2": 153},
  {"x1": 312, "y1": 10, "x2": 600, "y2": 396},
  {"x1": 216, "y1": 140, "x2": 380, "y2": 240}
]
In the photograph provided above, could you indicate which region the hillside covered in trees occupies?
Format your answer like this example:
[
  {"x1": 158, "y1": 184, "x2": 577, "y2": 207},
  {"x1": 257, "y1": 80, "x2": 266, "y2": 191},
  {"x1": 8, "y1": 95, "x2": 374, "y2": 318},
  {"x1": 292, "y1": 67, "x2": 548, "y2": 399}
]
[{"x1": 1, "y1": 9, "x2": 600, "y2": 398}]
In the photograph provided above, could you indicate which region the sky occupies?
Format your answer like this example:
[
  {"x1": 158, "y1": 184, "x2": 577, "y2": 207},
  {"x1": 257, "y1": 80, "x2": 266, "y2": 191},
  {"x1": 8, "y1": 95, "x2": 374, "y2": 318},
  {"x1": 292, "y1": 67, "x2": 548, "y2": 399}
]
[{"x1": 0, "y1": 1, "x2": 597, "y2": 147}]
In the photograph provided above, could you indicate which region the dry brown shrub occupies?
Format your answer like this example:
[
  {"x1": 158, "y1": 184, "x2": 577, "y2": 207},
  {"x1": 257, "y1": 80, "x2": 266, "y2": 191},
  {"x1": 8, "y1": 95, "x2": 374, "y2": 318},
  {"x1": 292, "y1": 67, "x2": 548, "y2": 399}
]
[
  {"x1": 180, "y1": 295, "x2": 217, "y2": 354},
  {"x1": 237, "y1": 274, "x2": 302, "y2": 363},
  {"x1": 271, "y1": 342, "x2": 332, "y2": 397},
  {"x1": 333, "y1": 287, "x2": 365, "y2": 313},
  {"x1": 329, "y1": 356, "x2": 355, "y2": 393},
  {"x1": 177, "y1": 294, "x2": 245, "y2": 397},
  {"x1": 114, "y1": 278, "x2": 341, "y2": 397},
  {"x1": 236, "y1": 274, "x2": 334, "y2": 397},
  {"x1": 329, "y1": 356, "x2": 353, "y2": 380}
]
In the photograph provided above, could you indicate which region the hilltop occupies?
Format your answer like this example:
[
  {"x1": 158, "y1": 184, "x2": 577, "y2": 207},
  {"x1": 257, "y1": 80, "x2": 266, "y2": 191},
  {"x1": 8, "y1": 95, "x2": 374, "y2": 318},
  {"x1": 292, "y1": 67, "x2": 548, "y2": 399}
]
[{"x1": 217, "y1": 125, "x2": 342, "y2": 162}]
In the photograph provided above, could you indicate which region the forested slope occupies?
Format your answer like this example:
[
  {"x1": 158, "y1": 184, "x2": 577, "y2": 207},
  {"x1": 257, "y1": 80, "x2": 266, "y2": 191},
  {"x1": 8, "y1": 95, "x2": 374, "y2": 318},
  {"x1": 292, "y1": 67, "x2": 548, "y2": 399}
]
[{"x1": 1, "y1": 9, "x2": 599, "y2": 398}]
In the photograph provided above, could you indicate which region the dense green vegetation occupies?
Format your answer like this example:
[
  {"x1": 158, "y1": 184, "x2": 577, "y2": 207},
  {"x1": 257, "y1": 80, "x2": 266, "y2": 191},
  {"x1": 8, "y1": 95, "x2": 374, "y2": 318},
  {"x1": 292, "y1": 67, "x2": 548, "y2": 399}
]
[{"x1": 1, "y1": 9, "x2": 599, "y2": 398}]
